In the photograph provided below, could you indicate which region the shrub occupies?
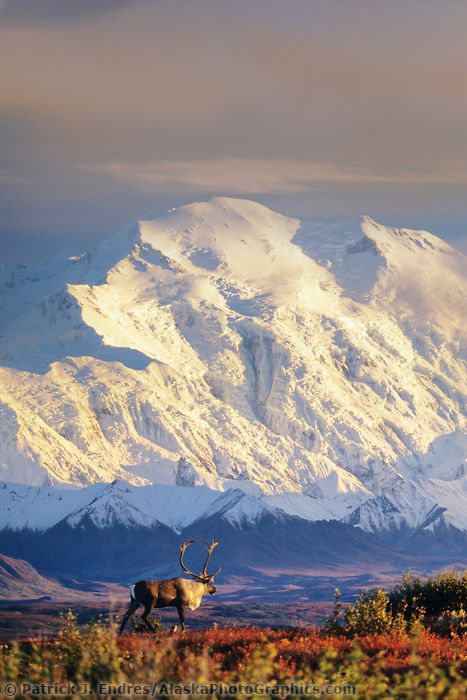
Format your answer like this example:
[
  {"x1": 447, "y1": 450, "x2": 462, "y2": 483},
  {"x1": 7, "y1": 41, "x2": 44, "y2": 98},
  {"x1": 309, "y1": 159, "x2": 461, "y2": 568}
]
[
  {"x1": 326, "y1": 570, "x2": 466, "y2": 638},
  {"x1": 130, "y1": 613, "x2": 162, "y2": 634},
  {"x1": 1, "y1": 623, "x2": 466, "y2": 698},
  {"x1": 431, "y1": 607, "x2": 467, "y2": 638},
  {"x1": 323, "y1": 588, "x2": 344, "y2": 635},
  {"x1": 389, "y1": 570, "x2": 467, "y2": 621},
  {"x1": 344, "y1": 588, "x2": 397, "y2": 636}
]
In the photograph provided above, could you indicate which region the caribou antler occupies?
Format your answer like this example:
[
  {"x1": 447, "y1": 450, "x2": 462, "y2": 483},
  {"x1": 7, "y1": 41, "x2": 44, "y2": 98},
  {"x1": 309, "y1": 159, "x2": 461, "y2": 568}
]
[
  {"x1": 201, "y1": 539, "x2": 221, "y2": 580},
  {"x1": 179, "y1": 539, "x2": 221, "y2": 581},
  {"x1": 179, "y1": 540, "x2": 202, "y2": 579}
]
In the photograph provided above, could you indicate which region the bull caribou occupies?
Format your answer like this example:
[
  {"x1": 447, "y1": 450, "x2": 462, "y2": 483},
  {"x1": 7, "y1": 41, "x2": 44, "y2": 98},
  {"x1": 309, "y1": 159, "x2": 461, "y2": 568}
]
[{"x1": 119, "y1": 539, "x2": 220, "y2": 634}]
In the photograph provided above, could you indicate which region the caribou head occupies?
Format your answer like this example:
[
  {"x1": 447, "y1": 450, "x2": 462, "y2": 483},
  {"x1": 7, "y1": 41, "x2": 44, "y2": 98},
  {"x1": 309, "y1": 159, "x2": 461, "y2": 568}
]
[{"x1": 179, "y1": 539, "x2": 221, "y2": 589}]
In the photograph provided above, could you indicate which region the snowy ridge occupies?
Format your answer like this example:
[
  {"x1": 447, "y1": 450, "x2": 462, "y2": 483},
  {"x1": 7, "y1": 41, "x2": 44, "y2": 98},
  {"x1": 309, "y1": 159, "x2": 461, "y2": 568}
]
[
  {"x1": 0, "y1": 478, "x2": 464, "y2": 536},
  {"x1": 0, "y1": 197, "x2": 465, "y2": 536},
  {"x1": 0, "y1": 481, "x2": 283, "y2": 533}
]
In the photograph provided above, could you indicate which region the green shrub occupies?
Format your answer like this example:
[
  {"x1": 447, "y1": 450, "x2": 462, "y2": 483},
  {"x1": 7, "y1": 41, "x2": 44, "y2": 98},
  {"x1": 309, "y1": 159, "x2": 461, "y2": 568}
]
[
  {"x1": 325, "y1": 587, "x2": 417, "y2": 638},
  {"x1": 344, "y1": 588, "x2": 397, "y2": 636},
  {"x1": 430, "y1": 606, "x2": 467, "y2": 638},
  {"x1": 389, "y1": 570, "x2": 467, "y2": 620},
  {"x1": 326, "y1": 570, "x2": 466, "y2": 638},
  {"x1": 323, "y1": 588, "x2": 344, "y2": 635}
]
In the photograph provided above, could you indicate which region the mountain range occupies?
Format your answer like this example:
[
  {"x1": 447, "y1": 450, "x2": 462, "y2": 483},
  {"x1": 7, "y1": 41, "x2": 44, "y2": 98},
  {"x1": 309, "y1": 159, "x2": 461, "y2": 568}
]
[{"x1": 0, "y1": 197, "x2": 465, "y2": 586}]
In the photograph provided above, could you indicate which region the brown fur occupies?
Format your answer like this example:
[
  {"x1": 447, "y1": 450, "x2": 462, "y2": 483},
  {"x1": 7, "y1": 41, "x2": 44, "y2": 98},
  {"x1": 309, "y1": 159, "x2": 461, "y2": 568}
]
[{"x1": 119, "y1": 577, "x2": 216, "y2": 634}]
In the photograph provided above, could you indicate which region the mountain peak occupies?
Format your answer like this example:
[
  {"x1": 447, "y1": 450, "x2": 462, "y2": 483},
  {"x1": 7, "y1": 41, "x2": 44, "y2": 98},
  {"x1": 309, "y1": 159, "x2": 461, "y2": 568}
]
[
  {"x1": 0, "y1": 198, "x2": 465, "y2": 539},
  {"x1": 360, "y1": 215, "x2": 458, "y2": 257}
]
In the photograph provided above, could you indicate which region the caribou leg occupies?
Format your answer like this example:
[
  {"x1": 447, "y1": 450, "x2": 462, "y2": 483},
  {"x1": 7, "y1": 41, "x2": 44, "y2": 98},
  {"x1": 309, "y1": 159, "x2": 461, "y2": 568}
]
[
  {"x1": 119, "y1": 599, "x2": 139, "y2": 635},
  {"x1": 177, "y1": 604, "x2": 186, "y2": 631},
  {"x1": 141, "y1": 602, "x2": 157, "y2": 633}
]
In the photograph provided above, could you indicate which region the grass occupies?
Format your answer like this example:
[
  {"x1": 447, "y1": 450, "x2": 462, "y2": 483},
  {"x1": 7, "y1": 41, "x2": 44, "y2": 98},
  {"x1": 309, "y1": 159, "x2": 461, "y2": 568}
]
[{"x1": 0, "y1": 615, "x2": 466, "y2": 698}]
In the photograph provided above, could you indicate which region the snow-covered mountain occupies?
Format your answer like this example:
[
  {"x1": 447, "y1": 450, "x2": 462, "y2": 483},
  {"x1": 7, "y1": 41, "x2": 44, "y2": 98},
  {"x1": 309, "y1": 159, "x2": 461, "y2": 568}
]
[
  {"x1": 0, "y1": 480, "x2": 278, "y2": 533},
  {"x1": 0, "y1": 197, "x2": 465, "y2": 539}
]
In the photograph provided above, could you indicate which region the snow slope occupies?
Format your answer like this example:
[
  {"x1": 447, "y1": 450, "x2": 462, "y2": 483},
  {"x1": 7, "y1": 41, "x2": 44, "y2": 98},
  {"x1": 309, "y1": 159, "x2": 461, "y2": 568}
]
[{"x1": 0, "y1": 197, "x2": 465, "y2": 535}]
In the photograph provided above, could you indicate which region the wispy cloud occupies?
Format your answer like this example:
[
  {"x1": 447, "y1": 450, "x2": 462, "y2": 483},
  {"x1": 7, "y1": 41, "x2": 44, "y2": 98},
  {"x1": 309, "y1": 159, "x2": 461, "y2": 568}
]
[
  {"x1": 0, "y1": 169, "x2": 30, "y2": 185},
  {"x1": 0, "y1": 0, "x2": 149, "y2": 24},
  {"x1": 83, "y1": 159, "x2": 467, "y2": 195}
]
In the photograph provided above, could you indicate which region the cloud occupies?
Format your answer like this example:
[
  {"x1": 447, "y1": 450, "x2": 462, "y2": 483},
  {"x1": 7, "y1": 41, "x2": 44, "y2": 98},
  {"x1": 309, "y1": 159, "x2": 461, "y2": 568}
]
[
  {"x1": 0, "y1": 0, "x2": 150, "y2": 24},
  {"x1": 0, "y1": 169, "x2": 31, "y2": 184},
  {"x1": 2, "y1": 0, "x2": 467, "y2": 263},
  {"x1": 84, "y1": 159, "x2": 467, "y2": 195}
]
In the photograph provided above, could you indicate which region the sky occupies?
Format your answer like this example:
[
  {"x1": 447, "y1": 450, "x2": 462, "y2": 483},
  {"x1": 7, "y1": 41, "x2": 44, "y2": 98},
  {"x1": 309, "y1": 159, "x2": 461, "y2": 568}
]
[{"x1": 1, "y1": 0, "x2": 467, "y2": 264}]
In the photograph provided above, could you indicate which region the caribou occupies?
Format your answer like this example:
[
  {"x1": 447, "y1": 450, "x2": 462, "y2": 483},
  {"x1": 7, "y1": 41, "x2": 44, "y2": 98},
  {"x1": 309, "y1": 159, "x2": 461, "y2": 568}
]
[{"x1": 119, "y1": 539, "x2": 220, "y2": 634}]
